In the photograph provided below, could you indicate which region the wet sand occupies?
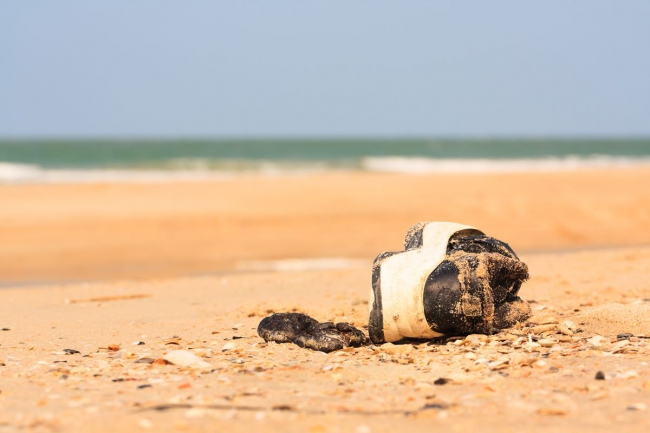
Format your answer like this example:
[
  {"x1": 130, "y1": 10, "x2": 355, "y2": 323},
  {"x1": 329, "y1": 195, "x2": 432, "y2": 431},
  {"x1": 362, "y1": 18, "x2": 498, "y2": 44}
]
[{"x1": 1, "y1": 168, "x2": 650, "y2": 432}]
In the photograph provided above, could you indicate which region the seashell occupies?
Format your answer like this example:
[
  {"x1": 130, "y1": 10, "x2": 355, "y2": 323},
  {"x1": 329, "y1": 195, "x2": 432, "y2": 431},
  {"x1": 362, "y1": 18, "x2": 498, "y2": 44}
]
[{"x1": 162, "y1": 350, "x2": 211, "y2": 369}]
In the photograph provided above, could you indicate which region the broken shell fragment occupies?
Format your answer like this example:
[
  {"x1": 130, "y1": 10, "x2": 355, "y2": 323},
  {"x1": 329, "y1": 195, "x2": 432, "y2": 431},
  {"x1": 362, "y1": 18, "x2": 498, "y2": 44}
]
[
  {"x1": 369, "y1": 222, "x2": 531, "y2": 344},
  {"x1": 162, "y1": 350, "x2": 211, "y2": 369}
]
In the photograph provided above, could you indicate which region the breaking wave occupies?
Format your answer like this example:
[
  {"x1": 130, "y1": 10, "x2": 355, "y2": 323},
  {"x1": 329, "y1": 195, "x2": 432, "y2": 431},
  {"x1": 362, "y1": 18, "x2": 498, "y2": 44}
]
[
  {"x1": 360, "y1": 155, "x2": 650, "y2": 174},
  {"x1": 1, "y1": 155, "x2": 649, "y2": 184}
]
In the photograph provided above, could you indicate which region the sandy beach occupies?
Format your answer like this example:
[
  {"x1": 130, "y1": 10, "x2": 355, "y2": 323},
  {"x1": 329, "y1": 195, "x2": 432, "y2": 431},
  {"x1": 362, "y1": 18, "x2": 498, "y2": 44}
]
[{"x1": 2, "y1": 168, "x2": 650, "y2": 432}]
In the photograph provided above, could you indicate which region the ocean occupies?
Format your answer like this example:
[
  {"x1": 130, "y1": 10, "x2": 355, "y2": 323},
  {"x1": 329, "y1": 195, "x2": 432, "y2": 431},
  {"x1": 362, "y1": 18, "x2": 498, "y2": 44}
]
[{"x1": 1, "y1": 138, "x2": 649, "y2": 183}]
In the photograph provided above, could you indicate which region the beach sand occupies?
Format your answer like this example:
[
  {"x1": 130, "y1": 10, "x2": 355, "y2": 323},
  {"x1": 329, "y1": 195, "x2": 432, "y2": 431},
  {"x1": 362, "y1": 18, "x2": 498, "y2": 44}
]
[{"x1": 1, "y1": 168, "x2": 650, "y2": 432}]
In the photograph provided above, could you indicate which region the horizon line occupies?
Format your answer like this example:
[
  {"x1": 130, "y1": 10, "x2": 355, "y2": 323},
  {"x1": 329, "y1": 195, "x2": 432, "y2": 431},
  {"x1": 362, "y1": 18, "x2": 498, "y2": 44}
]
[{"x1": 2, "y1": 135, "x2": 650, "y2": 142}]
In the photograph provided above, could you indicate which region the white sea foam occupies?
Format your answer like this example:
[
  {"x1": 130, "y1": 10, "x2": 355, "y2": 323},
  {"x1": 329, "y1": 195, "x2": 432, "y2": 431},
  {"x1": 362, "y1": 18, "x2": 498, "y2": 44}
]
[
  {"x1": 0, "y1": 162, "x2": 227, "y2": 184},
  {"x1": 0, "y1": 160, "x2": 340, "y2": 184},
  {"x1": 0, "y1": 162, "x2": 43, "y2": 182},
  {"x1": 361, "y1": 155, "x2": 650, "y2": 174},
  {"x1": 1, "y1": 155, "x2": 649, "y2": 184}
]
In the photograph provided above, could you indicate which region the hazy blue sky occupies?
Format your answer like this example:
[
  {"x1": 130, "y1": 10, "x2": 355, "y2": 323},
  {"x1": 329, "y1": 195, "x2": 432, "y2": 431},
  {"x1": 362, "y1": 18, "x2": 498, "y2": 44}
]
[{"x1": 1, "y1": 1, "x2": 649, "y2": 137}]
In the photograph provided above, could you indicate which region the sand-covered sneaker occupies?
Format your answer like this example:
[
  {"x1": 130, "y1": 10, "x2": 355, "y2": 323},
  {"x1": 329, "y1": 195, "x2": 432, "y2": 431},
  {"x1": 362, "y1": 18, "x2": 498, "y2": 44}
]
[{"x1": 369, "y1": 222, "x2": 531, "y2": 344}]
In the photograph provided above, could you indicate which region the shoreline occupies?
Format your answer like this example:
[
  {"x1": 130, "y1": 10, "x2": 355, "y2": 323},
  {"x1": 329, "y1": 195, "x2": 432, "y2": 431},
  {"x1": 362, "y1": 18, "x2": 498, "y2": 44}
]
[{"x1": 2, "y1": 156, "x2": 650, "y2": 184}]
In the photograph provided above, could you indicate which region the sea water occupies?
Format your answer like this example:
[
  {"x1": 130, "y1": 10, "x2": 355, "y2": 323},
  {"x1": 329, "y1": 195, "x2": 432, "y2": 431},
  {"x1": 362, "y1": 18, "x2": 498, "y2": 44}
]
[{"x1": 1, "y1": 138, "x2": 649, "y2": 183}]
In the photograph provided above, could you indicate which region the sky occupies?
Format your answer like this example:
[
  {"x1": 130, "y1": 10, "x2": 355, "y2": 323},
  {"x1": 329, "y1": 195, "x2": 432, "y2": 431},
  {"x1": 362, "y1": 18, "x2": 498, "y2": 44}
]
[{"x1": 1, "y1": 1, "x2": 649, "y2": 138}]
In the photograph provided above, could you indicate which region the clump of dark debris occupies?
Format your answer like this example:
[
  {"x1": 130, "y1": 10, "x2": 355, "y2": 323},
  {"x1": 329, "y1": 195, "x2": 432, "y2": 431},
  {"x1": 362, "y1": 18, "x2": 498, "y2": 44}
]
[{"x1": 257, "y1": 312, "x2": 367, "y2": 353}]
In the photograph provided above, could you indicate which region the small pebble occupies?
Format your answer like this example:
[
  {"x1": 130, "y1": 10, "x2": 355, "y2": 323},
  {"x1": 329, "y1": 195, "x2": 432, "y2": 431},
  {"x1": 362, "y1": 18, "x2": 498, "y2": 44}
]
[
  {"x1": 595, "y1": 371, "x2": 606, "y2": 380},
  {"x1": 434, "y1": 378, "x2": 450, "y2": 385},
  {"x1": 222, "y1": 342, "x2": 236, "y2": 352},
  {"x1": 138, "y1": 418, "x2": 153, "y2": 429},
  {"x1": 587, "y1": 336, "x2": 606, "y2": 347},
  {"x1": 538, "y1": 339, "x2": 558, "y2": 348},
  {"x1": 532, "y1": 360, "x2": 547, "y2": 369}
]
